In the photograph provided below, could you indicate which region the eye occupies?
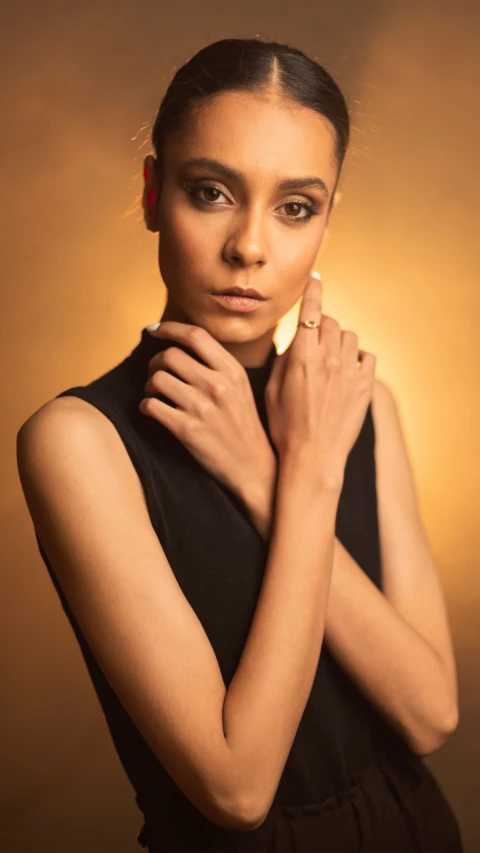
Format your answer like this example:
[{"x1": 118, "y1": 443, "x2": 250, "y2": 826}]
[
  {"x1": 183, "y1": 180, "x2": 321, "y2": 223},
  {"x1": 280, "y1": 200, "x2": 320, "y2": 222},
  {"x1": 183, "y1": 180, "x2": 230, "y2": 206}
]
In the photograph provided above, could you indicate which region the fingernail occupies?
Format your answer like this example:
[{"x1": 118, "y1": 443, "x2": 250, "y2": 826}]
[
  {"x1": 311, "y1": 271, "x2": 322, "y2": 281},
  {"x1": 146, "y1": 322, "x2": 161, "y2": 333}
]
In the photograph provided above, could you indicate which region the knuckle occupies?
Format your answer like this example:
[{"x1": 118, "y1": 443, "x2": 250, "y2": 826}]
[
  {"x1": 211, "y1": 380, "x2": 228, "y2": 403},
  {"x1": 302, "y1": 296, "x2": 321, "y2": 311},
  {"x1": 231, "y1": 362, "x2": 246, "y2": 383},
  {"x1": 321, "y1": 314, "x2": 339, "y2": 329},
  {"x1": 304, "y1": 355, "x2": 319, "y2": 370},
  {"x1": 149, "y1": 371, "x2": 164, "y2": 392},
  {"x1": 161, "y1": 346, "x2": 177, "y2": 367},
  {"x1": 301, "y1": 294, "x2": 321, "y2": 309},
  {"x1": 290, "y1": 353, "x2": 311, "y2": 373},
  {"x1": 142, "y1": 396, "x2": 156, "y2": 415},
  {"x1": 188, "y1": 326, "x2": 206, "y2": 344},
  {"x1": 197, "y1": 396, "x2": 214, "y2": 418},
  {"x1": 324, "y1": 354, "x2": 341, "y2": 370}
]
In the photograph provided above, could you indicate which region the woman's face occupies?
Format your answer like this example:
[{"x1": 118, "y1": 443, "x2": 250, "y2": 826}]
[{"x1": 144, "y1": 90, "x2": 339, "y2": 366}]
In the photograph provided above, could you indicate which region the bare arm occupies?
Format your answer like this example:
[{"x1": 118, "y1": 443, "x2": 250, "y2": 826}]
[
  {"x1": 222, "y1": 453, "x2": 341, "y2": 825},
  {"x1": 16, "y1": 399, "x2": 340, "y2": 831},
  {"x1": 238, "y1": 380, "x2": 459, "y2": 757}
]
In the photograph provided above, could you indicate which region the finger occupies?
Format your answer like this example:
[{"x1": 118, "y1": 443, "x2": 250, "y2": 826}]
[
  {"x1": 357, "y1": 349, "x2": 377, "y2": 374},
  {"x1": 146, "y1": 345, "x2": 212, "y2": 386},
  {"x1": 293, "y1": 272, "x2": 323, "y2": 352},
  {"x1": 145, "y1": 347, "x2": 215, "y2": 398},
  {"x1": 341, "y1": 330, "x2": 360, "y2": 367},
  {"x1": 139, "y1": 392, "x2": 193, "y2": 443},
  {"x1": 146, "y1": 321, "x2": 234, "y2": 374},
  {"x1": 318, "y1": 314, "x2": 342, "y2": 358},
  {"x1": 265, "y1": 346, "x2": 288, "y2": 397},
  {"x1": 356, "y1": 348, "x2": 366, "y2": 368},
  {"x1": 143, "y1": 368, "x2": 205, "y2": 413}
]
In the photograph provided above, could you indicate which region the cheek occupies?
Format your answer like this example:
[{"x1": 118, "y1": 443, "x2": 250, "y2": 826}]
[
  {"x1": 273, "y1": 246, "x2": 320, "y2": 298},
  {"x1": 275, "y1": 285, "x2": 306, "y2": 321},
  {"x1": 159, "y1": 205, "x2": 215, "y2": 271},
  {"x1": 271, "y1": 217, "x2": 325, "y2": 271},
  {"x1": 157, "y1": 212, "x2": 216, "y2": 299},
  {"x1": 271, "y1": 237, "x2": 322, "y2": 316}
]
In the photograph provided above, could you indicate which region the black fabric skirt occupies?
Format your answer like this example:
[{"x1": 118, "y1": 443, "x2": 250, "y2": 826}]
[{"x1": 136, "y1": 750, "x2": 463, "y2": 852}]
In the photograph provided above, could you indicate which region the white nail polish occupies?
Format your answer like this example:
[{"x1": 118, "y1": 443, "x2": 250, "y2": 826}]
[
  {"x1": 146, "y1": 322, "x2": 161, "y2": 333},
  {"x1": 311, "y1": 271, "x2": 322, "y2": 281}
]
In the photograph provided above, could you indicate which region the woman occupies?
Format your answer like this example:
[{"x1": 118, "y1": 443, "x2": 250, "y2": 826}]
[{"x1": 17, "y1": 38, "x2": 463, "y2": 852}]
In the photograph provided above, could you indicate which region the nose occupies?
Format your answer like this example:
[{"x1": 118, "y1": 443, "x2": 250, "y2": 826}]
[{"x1": 224, "y1": 205, "x2": 267, "y2": 268}]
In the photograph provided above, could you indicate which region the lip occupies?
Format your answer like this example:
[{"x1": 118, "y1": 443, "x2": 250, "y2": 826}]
[
  {"x1": 214, "y1": 287, "x2": 266, "y2": 300},
  {"x1": 211, "y1": 294, "x2": 265, "y2": 313}
]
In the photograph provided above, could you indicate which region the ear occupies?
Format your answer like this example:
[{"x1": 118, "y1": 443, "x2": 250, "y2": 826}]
[
  {"x1": 332, "y1": 190, "x2": 343, "y2": 211},
  {"x1": 142, "y1": 154, "x2": 160, "y2": 233}
]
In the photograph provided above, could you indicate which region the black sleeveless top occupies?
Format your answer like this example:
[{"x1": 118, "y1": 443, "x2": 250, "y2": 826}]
[{"x1": 34, "y1": 327, "x2": 463, "y2": 852}]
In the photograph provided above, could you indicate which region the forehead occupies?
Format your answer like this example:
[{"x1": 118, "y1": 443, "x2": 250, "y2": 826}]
[{"x1": 166, "y1": 91, "x2": 338, "y2": 191}]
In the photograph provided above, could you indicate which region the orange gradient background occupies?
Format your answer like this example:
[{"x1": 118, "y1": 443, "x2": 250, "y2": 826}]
[{"x1": 3, "y1": 2, "x2": 479, "y2": 851}]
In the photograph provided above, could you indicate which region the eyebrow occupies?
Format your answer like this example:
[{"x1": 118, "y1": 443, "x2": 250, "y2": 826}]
[{"x1": 181, "y1": 157, "x2": 330, "y2": 197}]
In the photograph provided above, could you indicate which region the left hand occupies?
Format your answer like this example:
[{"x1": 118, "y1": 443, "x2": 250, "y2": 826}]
[{"x1": 139, "y1": 321, "x2": 275, "y2": 496}]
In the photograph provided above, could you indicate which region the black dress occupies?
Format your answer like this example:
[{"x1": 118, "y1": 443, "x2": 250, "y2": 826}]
[{"x1": 33, "y1": 326, "x2": 463, "y2": 852}]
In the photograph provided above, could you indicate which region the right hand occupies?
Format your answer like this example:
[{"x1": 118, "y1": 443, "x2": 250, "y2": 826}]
[{"x1": 264, "y1": 273, "x2": 376, "y2": 486}]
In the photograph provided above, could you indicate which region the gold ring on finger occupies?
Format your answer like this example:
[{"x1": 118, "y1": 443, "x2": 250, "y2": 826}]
[{"x1": 297, "y1": 320, "x2": 320, "y2": 329}]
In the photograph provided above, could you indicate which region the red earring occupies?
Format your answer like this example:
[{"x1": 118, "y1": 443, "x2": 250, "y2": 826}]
[{"x1": 147, "y1": 188, "x2": 156, "y2": 209}]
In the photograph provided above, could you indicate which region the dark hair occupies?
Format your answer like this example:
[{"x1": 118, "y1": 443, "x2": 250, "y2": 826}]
[{"x1": 150, "y1": 38, "x2": 350, "y2": 216}]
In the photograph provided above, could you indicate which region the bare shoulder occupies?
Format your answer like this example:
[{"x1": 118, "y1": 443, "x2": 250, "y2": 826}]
[
  {"x1": 17, "y1": 394, "x2": 139, "y2": 482},
  {"x1": 19, "y1": 394, "x2": 118, "y2": 436},
  {"x1": 16, "y1": 393, "x2": 153, "y2": 537}
]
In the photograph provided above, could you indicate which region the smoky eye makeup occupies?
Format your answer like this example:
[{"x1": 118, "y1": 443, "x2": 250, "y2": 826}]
[
  {"x1": 182, "y1": 178, "x2": 231, "y2": 203},
  {"x1": 181, "y1": 178, "x2": 323, "y2": 223}
]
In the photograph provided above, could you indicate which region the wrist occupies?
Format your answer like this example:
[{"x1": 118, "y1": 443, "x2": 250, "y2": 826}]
[
  {"x1": 237, "y1": 446, "x2": 278, "y2": 541},
  {"x1": 279, "y1": 449, "x2": 344, "y2": 495}
]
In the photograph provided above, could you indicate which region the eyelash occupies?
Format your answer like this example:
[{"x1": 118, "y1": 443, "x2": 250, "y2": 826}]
[{"x1": 183, "y1": 180, "x2": 321, "y2": 223}]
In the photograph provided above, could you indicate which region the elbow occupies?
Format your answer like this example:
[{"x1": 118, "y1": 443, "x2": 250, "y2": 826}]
[
  {"x1": 212, "y1": 794, "x2": 268, "y2": 832},
  {"x1": 409, "y1": 704, "x2": 459, "y2": 757},
  {"x1": 226, "y1": 784, "x2": 271, "y2": 831},
  {"x1": 218, "y1": 777, "x2": 272, "y2": 831},
  {"x1": 209, "y1": 772, "x2": 270, "y2": 832},
  {"x1": 443, "y1": 703, "x2": 460, "y2": 737},
  {"x1": 210, "y1": 746, "x2": 271, "y2": 831}
]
